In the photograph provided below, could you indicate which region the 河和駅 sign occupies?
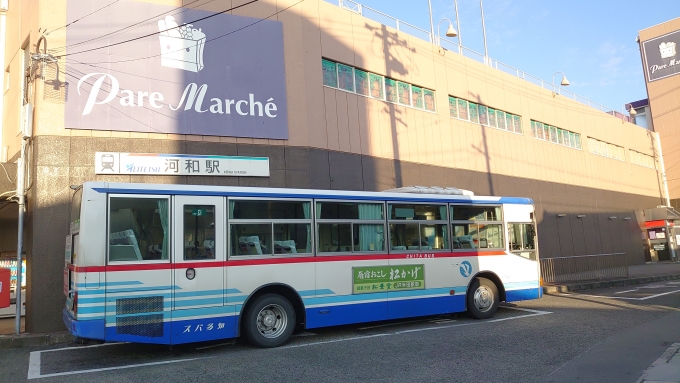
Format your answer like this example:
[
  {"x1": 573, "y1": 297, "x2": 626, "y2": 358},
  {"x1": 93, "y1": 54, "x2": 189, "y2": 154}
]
[
  {"x1": 642, "y1": 30, "x2": 680, "y2": 82},
  {"x1": 95, "y1": 152, "x2": 269, "y2": 177},
  {"x1": 65, "y1": 0, "x2": 288, "y2": 139}
]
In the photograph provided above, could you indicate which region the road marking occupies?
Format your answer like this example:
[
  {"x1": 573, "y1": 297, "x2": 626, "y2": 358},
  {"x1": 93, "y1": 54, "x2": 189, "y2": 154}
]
[
  {"x1": 280, "y1": 333, "x2": 391, "y2": 349},
  {"x1": 27, "y1": 306, "x2": 549, "y2": 378},
  {"x1": 613, "y1": 289, "x2": 637, "y2": 294},
  {"x1": 27, "y1": 342, "x2": 131, "y2": 379},
  {"x1": 560, "y1": 289, "x2": 680, "y2": 301},
  {"x1": 28, "y1": 357, "x2": 203, "y2": 379}
]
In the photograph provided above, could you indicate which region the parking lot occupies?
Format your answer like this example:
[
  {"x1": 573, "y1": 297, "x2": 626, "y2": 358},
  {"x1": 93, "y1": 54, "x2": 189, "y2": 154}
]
[{"x1": 2, "y1": 281, "x2": 680, "y2": 383}]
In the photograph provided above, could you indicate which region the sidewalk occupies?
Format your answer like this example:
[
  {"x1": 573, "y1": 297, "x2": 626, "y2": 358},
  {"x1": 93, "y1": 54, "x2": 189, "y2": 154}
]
[
  {"x1": 637, "y1": 343, "x2": 680, "y2": 383},
  {"x1": 0, "y1": 315, "x2": 72, "y2": 349},
  {"x1": 543, "y1": 261, "x2": 680, "y2": 294}
]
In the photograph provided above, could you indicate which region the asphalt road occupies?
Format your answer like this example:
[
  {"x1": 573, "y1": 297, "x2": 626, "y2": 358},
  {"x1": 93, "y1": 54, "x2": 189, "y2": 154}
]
[{"x1": 3, "y1": 281, "x2": 680, "y2": 383}]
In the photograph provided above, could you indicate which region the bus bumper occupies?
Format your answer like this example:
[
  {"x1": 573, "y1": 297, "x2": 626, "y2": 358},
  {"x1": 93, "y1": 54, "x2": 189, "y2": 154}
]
[{"x1": 62, "y1": 308, "x2": 105, "y2": 340}]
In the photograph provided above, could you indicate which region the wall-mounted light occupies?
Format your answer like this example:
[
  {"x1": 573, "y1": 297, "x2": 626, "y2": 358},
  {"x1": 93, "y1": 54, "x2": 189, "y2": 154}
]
[
  {"x1": 623, "y1": 217, "x2": 632, "y2": 220},
  {"x1": 609, "y1": 216, "x2": 617, "y2": 220},
  {"x1": 577, "y1": 215, "x2": 586, "y2": 218},
  {"x1": 557, "y1": 214, "x2": 566, "y2": 217}
]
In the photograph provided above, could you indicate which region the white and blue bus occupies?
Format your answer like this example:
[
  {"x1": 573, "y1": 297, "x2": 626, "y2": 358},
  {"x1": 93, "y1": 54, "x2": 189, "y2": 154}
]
[{"x1": 64, "y1": 182, "x2": 541, "y2": 347}]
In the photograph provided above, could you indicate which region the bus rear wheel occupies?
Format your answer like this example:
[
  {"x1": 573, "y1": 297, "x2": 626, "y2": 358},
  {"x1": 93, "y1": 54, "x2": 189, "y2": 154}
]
[
  {"x1": 467, "y1": 277, "x2": 499, "y2": 319},
  {"x1": 244, "y1": 293, "x2": 296, "y2": 348}
]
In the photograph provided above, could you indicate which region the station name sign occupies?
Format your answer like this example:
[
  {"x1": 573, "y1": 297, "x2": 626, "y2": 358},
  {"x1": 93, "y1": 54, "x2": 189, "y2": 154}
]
[
  {"x1": 65, "y1": 0, "x2": 288, "y2": 139},
  {"x1": 95, "y1": 152, "x2": 270, "y2": 177},
  {"x1": 642, "y1": 30, "x2": 680, "y2": 82}
]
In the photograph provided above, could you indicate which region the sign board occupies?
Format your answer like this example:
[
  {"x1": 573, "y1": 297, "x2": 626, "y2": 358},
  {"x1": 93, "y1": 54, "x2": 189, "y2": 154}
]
[
  {"x1": 95, "y1": 152, "x2": 269, "y2": 177},
  {"x1": 65, "y1": 0, "x2": 288, "y2": 139},
  {"x1": 352, "y1": 265, "x2": 425, "y2": 294},
  {"x1": 642, "y1": 30, "x2": 680, "y2": 82}
]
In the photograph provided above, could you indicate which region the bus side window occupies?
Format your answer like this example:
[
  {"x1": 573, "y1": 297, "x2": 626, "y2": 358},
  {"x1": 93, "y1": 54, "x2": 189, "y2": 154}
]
[{"x1": 109, "y1": 197, "x2": 170, "y2": 262}]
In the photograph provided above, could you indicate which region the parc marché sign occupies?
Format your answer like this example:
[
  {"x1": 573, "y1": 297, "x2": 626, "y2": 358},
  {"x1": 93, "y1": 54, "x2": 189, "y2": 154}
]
[
  {"x1": 642, "y1": 30, "x2": 680, "y2": 82},
  {"x1": 352, "y1": 265, "x2": 425, "y2": 294},
  {"x1": 65, "y1": 0, "x2": 288, "y2": 139},
  {"x1": 95, "y1": 152, "x2": 269, "y2": 177}
]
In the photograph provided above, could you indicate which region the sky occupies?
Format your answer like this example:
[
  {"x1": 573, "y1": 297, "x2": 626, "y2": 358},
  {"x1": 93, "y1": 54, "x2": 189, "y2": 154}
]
[{"x1": 348, "y1": 0, "x2": 679, "y2": 112}]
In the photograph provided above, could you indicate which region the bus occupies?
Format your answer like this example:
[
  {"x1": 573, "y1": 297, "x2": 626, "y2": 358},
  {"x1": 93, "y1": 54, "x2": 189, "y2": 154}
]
[{"x1": 63, "y1": 182, "x2": 541, "y2": 348}]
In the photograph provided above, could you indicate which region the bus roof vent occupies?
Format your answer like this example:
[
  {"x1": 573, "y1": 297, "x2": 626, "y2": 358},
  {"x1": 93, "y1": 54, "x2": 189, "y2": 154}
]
[{"x1": 382, "y1": 186, "x2": 474, "y2": 196}]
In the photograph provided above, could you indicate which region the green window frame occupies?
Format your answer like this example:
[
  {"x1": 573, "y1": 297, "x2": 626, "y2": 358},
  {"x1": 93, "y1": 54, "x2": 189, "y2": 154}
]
[
  {"x1": 423, "y1": 89, "x2": 436, "y2": 111},
  {"x1": 469, "y1": 102, "x2": 479, "y2": 123},
  {"x1": 337, "y1": 63, "x2": 354, "y2": 92},
  {"x1": 354, "y1": 69, "x2": 369, "y2": 96},
  {"x1": 385, "y1": 78, "x2": 398, "y2": 103},
  {"x1": 398, "y1": 81, "x2": 411, "y2": 105},
  {"x1": 412, "y1": 86, "x2": 424, "y2": 109},
  {"x1": 369, "y1": 73, "x2": 384, "y2": 99},
  {"x1": 449, "y1": 96, "x2": 458, "y2": 118},
  {"x1": 322, "y1": 59, "x2": 338, "y2": 88}
]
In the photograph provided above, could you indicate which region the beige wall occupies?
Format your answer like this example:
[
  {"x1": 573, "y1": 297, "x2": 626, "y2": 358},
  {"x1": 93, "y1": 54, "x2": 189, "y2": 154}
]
[
  {"x1": 3, "y1": 0, "x2": 662, "y2": 199},
  {"x1": 639, "y1": 17, "x2": 680, "y2": 201}
]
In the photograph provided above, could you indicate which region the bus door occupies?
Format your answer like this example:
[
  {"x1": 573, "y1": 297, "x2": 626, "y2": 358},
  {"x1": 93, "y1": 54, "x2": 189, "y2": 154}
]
[{"x1": 171, "y1": 196, "x2": 230, "y2": 343}]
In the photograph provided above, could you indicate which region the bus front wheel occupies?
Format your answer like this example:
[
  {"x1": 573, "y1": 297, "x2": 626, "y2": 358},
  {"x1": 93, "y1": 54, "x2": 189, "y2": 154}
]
[
  {"x1": 466, "y1": 277, "x2": 499, "y2": 319},
  {"x1": 244, "y1": 293, "x2": 296, "y2": 348}
]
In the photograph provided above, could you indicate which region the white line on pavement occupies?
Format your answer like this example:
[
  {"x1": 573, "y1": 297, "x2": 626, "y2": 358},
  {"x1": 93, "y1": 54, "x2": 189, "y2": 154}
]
[
  {"x1": 560, "y1": 289, "x2": 680, "y2": 301},
  {"x1": 279, "y1": 333, "x2": 391, "y2": 349},
  {"x1": 613, "y1": 289, "x2": 637, "y2": 294},
  {"x1": 29, "y1": 357, "x2": 203, "y2": 379},
  {"x1": 394, "y1": 310, "x2": 552, "y2": 335}
]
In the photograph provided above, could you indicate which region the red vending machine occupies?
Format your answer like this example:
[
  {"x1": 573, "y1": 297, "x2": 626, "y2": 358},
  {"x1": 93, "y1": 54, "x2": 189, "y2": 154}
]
[{"x1": 0, "y1": 268, "x2": 10, "y2": 308}]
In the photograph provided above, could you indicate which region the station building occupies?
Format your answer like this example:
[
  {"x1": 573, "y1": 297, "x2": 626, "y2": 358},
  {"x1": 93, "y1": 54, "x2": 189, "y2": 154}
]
[
  {"x1": 638, "y1": 17, "x2": 680, "y2": 208},
  {"x1": 0, "y1": 0, "x2": 666, "y2": 332}
]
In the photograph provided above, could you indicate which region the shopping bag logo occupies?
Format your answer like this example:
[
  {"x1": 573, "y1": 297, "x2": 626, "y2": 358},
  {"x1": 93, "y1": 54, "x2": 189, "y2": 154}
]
[{"x1": 158, "y1": 16, "x2": 206, "y2": 72}]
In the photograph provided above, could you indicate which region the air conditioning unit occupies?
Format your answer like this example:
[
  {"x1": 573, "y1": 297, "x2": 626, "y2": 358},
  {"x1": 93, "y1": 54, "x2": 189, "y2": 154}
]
[{"x1": 22, "y1": 103, "x2": 33, "y2": 138}]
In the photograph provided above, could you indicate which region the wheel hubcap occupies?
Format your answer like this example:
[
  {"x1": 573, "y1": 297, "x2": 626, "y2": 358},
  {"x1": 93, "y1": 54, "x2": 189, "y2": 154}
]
[
  {"x1": 256, "y1": 304, "x2": 287, "y2": 339},
  {"x1": 473, "y1": 286, "x2": 494, "y2": 312}
]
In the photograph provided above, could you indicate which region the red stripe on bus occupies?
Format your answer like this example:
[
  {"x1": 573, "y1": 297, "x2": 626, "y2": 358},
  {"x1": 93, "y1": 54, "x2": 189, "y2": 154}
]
[{"x1": 67, "y1": 251, "x2": 506, "y2": 272}]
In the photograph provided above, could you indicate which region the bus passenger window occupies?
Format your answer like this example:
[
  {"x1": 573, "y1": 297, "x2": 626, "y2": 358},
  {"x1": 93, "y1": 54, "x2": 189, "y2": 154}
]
[
  {"x1": 109, "y1": 197, "x2": 169, "y2": 262},
  {"x1": 183, "y1": 205, "x2": 216, "y2": 260}
]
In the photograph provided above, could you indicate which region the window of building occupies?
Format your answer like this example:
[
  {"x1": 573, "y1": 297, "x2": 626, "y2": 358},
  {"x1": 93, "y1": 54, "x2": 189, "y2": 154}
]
[
  {"x1": 449, "y1": 96, "x2": 521, "y2": 134},
  {"x1": 630, "y1": 150, "x2": 655, "y2": 168},
  {"x1": 316, "y1": 201, "x2": 385, "y2": 253},
  {"x1": 588, "y1": 137, "x2": 625, "y2": 161},
  {"x1": 530, "y1": 120, "x2": 580, "y2": 149},
  {"x1": 108, "y1": 196, "x2": 169, "y2": 262},
  {"x1": 450, "y1": 205, "x2": 503, "y2": 250},
  {"x1": 229, "y1": 199, "x2": 312, "y2": 256},
  {"x1": 322, "y1": 58, "x2": 436, "y2": 112},
  {"x1": 388, "y1": 204, "x2": 449, "y2": 251}
]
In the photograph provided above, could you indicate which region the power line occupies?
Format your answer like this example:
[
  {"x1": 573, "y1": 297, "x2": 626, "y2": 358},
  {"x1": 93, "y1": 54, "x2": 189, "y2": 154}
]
[
  {"x1": 68, "y1": 0, "x2": 304, "y2": 67},
  {"x1": 56, "y1": 0, "x2": 259, "y2": 59},
  {"x1": 50, "y1": 0, "x2": 217, "y2": 53},
  {"x1": 45, "y1": 0, "x2": 121, "y2": 36}
]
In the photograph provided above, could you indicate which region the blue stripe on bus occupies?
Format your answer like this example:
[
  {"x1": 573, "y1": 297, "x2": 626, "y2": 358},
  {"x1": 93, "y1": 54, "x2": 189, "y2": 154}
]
[
  {"x1": 70, "y1": 287, "x2": 541, "y2": 344},
  {"x1": 76, "y1": 281, "x2": 143, "y2": 288},
  {"x1": 94, "y1": 187, "x2": 533, "y2": 205},
  {"x1": 297, "y1": 289, "x2": 336, "y2": 297},
  {"x1": 505, "y1": 287, "x2": 542, "y2": 301},
  {"x1": 77, "y1": 286, "x2": 177, "y2": 295}
]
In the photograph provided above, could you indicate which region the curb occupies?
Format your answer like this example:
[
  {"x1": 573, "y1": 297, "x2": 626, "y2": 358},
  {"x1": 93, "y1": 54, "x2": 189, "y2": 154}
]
[
  {"x1": 0, "y1": 332, "x2": 73, "y2": 350},
  {"x1": 635, "y1": 342, "x2": 680, "y2": 383},
  {"x1": 542, "y1": 273, "x2": 680, "y2": 294}
]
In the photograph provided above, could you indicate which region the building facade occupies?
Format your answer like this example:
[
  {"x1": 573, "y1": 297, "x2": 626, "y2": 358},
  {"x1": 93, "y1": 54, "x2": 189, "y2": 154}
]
[
  {"x1": 638, "y1": 17, "x2": 680, "y2": 208},
  {"x1": 0, "y1": 0, "x2": 665, "y2": 332}
]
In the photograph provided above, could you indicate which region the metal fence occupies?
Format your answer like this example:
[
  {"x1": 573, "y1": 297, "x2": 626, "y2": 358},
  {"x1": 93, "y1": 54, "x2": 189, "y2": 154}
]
[
  {"x1": 540, "y1": 253, "x2": 629, "y2": 284},
  {"x1": 322, "y1": 0, "x2": 634, "y2": 123}
]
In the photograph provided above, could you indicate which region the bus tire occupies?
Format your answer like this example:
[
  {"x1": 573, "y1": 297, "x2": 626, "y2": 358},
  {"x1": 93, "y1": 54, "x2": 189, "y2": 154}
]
[
  {"x1": 244, "y1": 293, "x2": 296, "y2": 348},
  {"x1": 467, "y1": 277, "x2": 499, "y2": 319}
]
